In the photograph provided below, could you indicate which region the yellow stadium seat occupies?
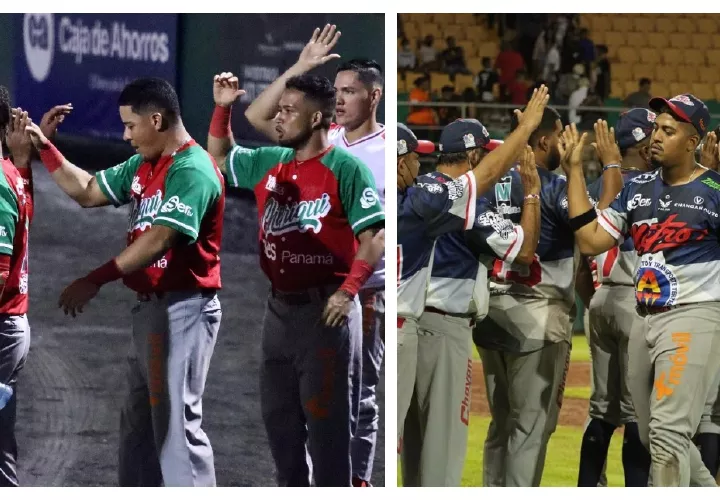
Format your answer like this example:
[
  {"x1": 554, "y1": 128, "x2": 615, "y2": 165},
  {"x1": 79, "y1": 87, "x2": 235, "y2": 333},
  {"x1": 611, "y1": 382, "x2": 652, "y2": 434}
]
[
  {"x1": 677, "y1": 65, "x2": 700, "y2": 83},
  {"x1": 699, "y1": 18, "x2": 718, "y2": 34},
  {"x1": 655, "y1": 64, "x2": 678, "y2": 83},
  {"x1": 419, "y1": 23, "x2": 442, "y2": 39},
  {"x1": 627, "y1": 32, "x2": 647, "y2": 48},
  {"x1": 591, "y1": 31, "x2": 605, "y2": 45},
  {"x1": 691, "y1": 34, "x2": 712, "y2": 50},
  {"x1": 617, "y1": 46, "x2": 639, "y2": 63},
  {"x1": 633, "y1": 18, "x2": 655, "y2": 32},
  {"x1": 639, "y1": 47, "x2": 660, "y2": 64},
  {"x1": 633, "y1": 64, "x2": 654, "y2": 81},
  {"x1": 467, "y1": 57, "x2": 483, "y2": 74},
  {"x1": 403, "y1": 22, "x2": 419, "y2": 39},
  {"x1": 612, "y1": 17, "x2": 632, "y2": 32},
  {"x1": 653, "y1": 82, "x2": 670, "y2": 98},
  {"x1": 711, "y1": 36, "x2": 720, "y2": 49},
  {"x1": 677, "y1": 18, "x2": 695, "y2": 34},
  {"x1": 457, "y1": 40, "x2": 476, "y2": 58},
  {"x1": 707, "y1": 49, "x2": 720, "y2": 65},
  {"x1": 692, "y1": 83, "x2": 714, "y2": 101},
  {"x1": 430, "y1": 72, "x2": 453, "y2": 93},
  {"x1": 647, "y1": 33, "x2": 669, "y2": 49},
  {"x1": 477, "y1": 41, "x2": 499, "y2": 58},
  {"x1": 443, "y1": 24, "x2": 464, "y2": 40},
  {"x1": 610, "y1": 80, "x2": 623, "y2": 99},
  {"x1": 605, "y1": 31, "x2": 627, "y2": 46},
  {"x1": 405, "y1": 71, "x2": 425, "y2": 87},
  {"x1": 655, "y1": 18, "x2": 676, "y2": 33},
  {"x1": 624, "y1": 81, "x2": 640, "y2": 97},
  {"x1": 613, "y1": 63, "x2": 632, "y2": 81},
  {"x1": 698, "y1": 69, "x2": 717, "y2": 84},
  {"x1": 670, "y1": 36, "x2": 692, "y2": 50},
  {"x1": 714, "y1": 83, "x2": 720, "y2": 101},
  {"x1": 686, "y1": 50, "x2": 706, "y2": 67},
  {"x1": 397, "y1": 73, "x2": 407, "y2": 93},
  {"x1": 590, "y1": 16, "x2": 612, "y2": 34},
  {"x1": 455, "y1": 74, "x2": 475, "y2": 93},
  {"x1": 431, "y1": 14, "x2": 454, "y2": 25},
  {"x1": 454, "y1": 13, "x2": 472, "y2": 25},
  {"x1": 662, "y1": 48, "x2": 683, "y2": 65},
  {"x1": 669, "y1": 82, "x2": 688, "y2": 97},
  {"x1": 465, "y1": 25, "x2": 491, "y2": 42}
]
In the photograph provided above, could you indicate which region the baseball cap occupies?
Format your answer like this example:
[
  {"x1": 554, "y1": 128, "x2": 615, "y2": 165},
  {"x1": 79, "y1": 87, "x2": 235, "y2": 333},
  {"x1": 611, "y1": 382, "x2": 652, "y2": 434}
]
[
  {"x1": 648, "y1": 94, "x2": 710, "y2": 138},
  {"x1": 615, "y1": 108, "x2": 656, "y2": 150},
  {"x1": 438, "y1": 118, "x2": 502, "y2": 153},
  {"x1": 397, "y1": 123, "x2": 435, "y2": 156}
]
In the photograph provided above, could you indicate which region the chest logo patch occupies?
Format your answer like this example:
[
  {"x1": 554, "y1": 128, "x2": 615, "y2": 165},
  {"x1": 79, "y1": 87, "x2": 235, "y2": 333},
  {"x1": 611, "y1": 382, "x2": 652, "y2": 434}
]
[{"x1": 263, "y1": 193, "x2": 331, "y2": 236}]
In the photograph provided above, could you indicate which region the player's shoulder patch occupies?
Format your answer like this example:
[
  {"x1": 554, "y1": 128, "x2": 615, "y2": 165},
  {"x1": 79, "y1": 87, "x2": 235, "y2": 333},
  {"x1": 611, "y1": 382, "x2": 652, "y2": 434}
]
[
  {"x1": 629, "y1": 169, "x2": 660, "y2": 185},
  {"x1": 476, "y1": 210, "x2": 515, "y2": 239},
  {"x1": 699, "y1": 169, "x2": 720, "y2": 193}
]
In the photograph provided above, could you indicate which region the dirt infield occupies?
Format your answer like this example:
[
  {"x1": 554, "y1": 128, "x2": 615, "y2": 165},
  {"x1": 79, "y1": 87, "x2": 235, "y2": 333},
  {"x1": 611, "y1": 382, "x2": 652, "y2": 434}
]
[{"x1": 471, "y1": 360, "x2": 591, "y2": 428}]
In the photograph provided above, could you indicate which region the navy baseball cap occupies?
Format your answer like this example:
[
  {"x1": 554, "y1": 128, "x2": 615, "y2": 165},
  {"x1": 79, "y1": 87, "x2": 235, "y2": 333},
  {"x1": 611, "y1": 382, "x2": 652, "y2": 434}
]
[
  {"x1": 649, "y1": 94, "x2": 710, "y2": 138},
  {"x1": 438, "y1": 119, "x2": 502, "y2": 153},
  {"x1": 397, "y1": 123, "x2": 435, "y2": 156},
  {"x1": 616, "y1": 108, "x2": 656, "y2": 150}
]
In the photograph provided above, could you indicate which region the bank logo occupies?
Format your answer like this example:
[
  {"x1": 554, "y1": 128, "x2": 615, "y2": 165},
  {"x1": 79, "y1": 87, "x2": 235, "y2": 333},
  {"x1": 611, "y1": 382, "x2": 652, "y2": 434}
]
[{"x1": 23, "y1": 14, "x2": 55, "y2": 82}]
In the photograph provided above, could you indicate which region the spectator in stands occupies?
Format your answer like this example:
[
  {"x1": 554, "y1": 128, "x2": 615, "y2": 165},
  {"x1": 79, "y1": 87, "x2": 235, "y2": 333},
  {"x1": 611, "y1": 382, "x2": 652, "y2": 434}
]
[
  {"x1": 568, "y1": 77, "x2": 590, "y2": 125},
  {"x1": 407, "y1": 75, "x2": 438, "y2": 126},
  {"x1": 418, "y1": 35, "x2": 439, "y2": 71},
  {"x1": 440, "y1": 37, "x2": 470, "y2": 78},
  {"x1": 532, "y1": 24, "x2": 557, "y2": 80},
  {"x1": 593, "y1": 45, "x2": 611, "y2": 100},
  {"x1": 475, "y1": 57, "x2": 499, "y2": 103},
  {"x1": 398, "y1": 38, "x2": 416, "y2": 71},
  {"x1": 495, "y1": 40, "x2": 525, "y2": 93},
  {"x1": 578, "y1": 91, "x2": 607, "y2": 131},
  {"x1": 560, "y1": 28, "x2": 582, "y2": 75},
  {"x1": 624, "y1": 78, "x2": 652, "y2": 108},
  {"x1": 577, "y1": 28, "x2": 595, "y2": 75},
  {"x1": 461, "y1": 87, "x2": 479, "y2": 119},
  {"x1": 437, "y1": 85, "x2": 462, "y2": 125},
  {"x1": 542, "y1": 41, "x2": 561, "y2": 89},
  {"x1": 506, "y1": 69, "x2": 530, "y2": 105}
]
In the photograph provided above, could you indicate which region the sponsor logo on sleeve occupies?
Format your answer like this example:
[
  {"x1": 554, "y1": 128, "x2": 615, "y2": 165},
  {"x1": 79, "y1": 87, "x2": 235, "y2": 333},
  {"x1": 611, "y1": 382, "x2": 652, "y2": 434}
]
[
  {"x1": 160, "y1": 195, "x2": 193, "y2": 216},
  {"x1": 0, "y1": 227, "x2": 6, "y2": 237},
  {"x1": 359, "y1": 187, "x2": 379, "y2": 209},
  {"x1": 627, "y1": 193, "x2": 652, "y2": 210},
  {"x1": 477, "y1": 211, "x2": 514, "y2": 239}
]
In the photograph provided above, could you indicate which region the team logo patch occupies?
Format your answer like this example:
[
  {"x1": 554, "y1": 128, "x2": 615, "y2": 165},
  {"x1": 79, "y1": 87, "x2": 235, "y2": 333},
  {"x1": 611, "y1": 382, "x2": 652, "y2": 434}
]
[
  {"x1": 415, "y1": 182, "x2": 443, "y2": 194},
  {"x1": 265, "y1": 174, "x2": 284, "y2": 195},
  {"x1": 477, "y1": 210, "x2": 514, "y2": 239},
  {"x1": 670, "y1": 95, "x2": 693, "y2": 106},
  {"x1": 397, "y1": 139, "x2": 408, "y2": 155},
  {"x1": 695, "y1": 196, "x2": 704, "y2": 205},
  {"x1": 463, "y1": 133, "x2": 476, "y2": 149},
  {"x1": 360, "y1": 187, "x2": 379, "y2": 209},
  {"x1": 560, "y1": 196, "x2": 569, "y2": 209},
  {"x1": 647, "y1": 110, "x2": 657, "y2": 122},
  {"x1": 635, "y1": 259, "x2": 679, "y2": 307},
  {"x1": 446, "y1": 178, "x2": 466, "y2": 201},
  {"x1": 262, "y1": 193, "x2": 332, "y2": 236},
  {"x1": 131, "y1": 176, "x2": 142, "y2": 195},
  {"x1": 481, "y1": 125, "x2": 489, "y2": 138},
  {"x1": 632, "y1": 127, "x2": 646, "y2": 142},
  {"x1": 630, "y1": 170, "x2": 660, "y2": 184},
  {"x1": 495, "y1": 181, "x2": 511, "y2": 202},
  {"x1": 658, "y1": 195, "x2": 672, "y2": 211}
]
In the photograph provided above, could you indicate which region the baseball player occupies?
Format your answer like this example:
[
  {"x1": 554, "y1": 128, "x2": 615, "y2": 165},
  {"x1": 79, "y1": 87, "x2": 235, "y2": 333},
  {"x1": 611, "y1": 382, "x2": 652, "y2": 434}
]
[
  {"x1": 207, "y1": 61, "x2": 384, "y2": 486},
  {"x1": 27, "y1": 78, "x2": 225, "y2": 487},
  {"x1": 576, "y1": 111, "x2": 655, "y2": 487},
  {"x1": 400, "y1": 119, "x2": 542, "y2": 487},
  {"x1": 330, "y1": 59, "x2": 385, "y2": 487},
  {"x1": 397, "y1": 85, "x2": 550, "y2": 452},
  {"x1": 563, "y1": 93, "x2": 720, "y2": 486}
]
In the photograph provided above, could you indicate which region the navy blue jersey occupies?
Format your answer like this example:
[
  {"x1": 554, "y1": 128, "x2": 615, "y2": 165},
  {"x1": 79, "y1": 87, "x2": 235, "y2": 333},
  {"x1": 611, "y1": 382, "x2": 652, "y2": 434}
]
[
  {"x1": 397, "y1": 171, "x2": 478, "y2": 319},
  {"x1": 419, "y1": 172, "x2": 525, "y2": 318},
  {"x1": 599, "y1": 167, "x2": 720, "y2": 306}
]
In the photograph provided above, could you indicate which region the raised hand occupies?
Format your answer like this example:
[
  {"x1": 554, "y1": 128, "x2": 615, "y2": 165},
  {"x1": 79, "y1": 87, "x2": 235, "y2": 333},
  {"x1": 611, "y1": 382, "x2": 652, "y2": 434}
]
[
  {"x1": 701, "y1": 131, "x2": 719, "y2": 171},
  {"x1": 24, "y1": 119, "x2": 51, "y2": 151},
  {"x1": 513, "y1": 84, "x2": 550, "y2": 132},
  {"x1": 213, "y1": 72, "x2": 247, "y2": 108},
  {"x1": 296, "y1": 24, "x2": 341, "y2": 72},
  {"x1": 6, "y1": 108, "x2": 33, "y2": 166},
  {"x1": 518, "y1": 145, "x2": 540, "y2": 195},
  {"x1": 40, "y1": 104, "x2": 73, "y2": 140},
  {"x1": 591, "y1": 119, "x2": 622, "y2": 168},
  {"x1": 559, "y1": 123, "x2": 588, "y2": 175}
]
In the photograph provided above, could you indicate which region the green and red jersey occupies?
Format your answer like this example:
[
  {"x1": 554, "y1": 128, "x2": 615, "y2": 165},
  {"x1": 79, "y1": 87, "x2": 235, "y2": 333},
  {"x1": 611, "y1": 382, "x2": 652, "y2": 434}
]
[
  {"x1": 225, "y1": 144, "x2": 384, "y2": 292},
  {"x1": 96, "y1": 140, "x2": 225, "y2": 293},
  {"x1": 0, "y1": 159, "x2": 33, "y2": 314}
]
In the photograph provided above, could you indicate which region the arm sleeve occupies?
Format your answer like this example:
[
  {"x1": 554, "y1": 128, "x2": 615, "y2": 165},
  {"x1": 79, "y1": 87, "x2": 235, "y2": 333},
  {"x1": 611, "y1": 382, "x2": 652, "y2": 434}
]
[
  {"x1": 598, "y1": 184, "x2": 632, "y2": 242},
  {"x1": 95, "y1": 155, "x2": 144, "y2": 207},
  {"x1": 154, "y1": 166, "x2": 222, "y2": 243},
  {"x1": 412, "y1": 172, "x2": 478, "y2": 237},
  {"x1": 465, "y1": 200, "x2": 525, "y2": 265},
  {"x1": 338, "y1": 158, "x2": 385, "y2": 235},
  {"x1": 225, "y1": 145, "x2": 293, "y2": 190},
  {"x1": 0, "y1": 186, "x2": 18, "y2": 256}
]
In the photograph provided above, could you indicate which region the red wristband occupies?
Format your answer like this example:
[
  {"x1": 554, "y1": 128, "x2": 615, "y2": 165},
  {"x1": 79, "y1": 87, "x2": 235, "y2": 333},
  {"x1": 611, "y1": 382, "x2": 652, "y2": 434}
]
[
  {"x1": 86, "y1": 259, "x2": 123, "y2": 287},
  {"x1": 339, "y1": 260, "x2": 375, "y2": 298},
  {"x1": 38, "y1": 142, "x2": 65, "y2": 173},
  {"x1": 209, "y1": 105, "x2": 232, "y2": 138}
]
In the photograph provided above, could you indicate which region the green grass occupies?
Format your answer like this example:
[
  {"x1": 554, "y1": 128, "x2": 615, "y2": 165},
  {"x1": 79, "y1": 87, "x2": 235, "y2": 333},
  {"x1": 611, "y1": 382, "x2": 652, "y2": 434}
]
[
  {"x1": 472, "y1": 333, "x2": 591, "y2": 363},
  {"x1": 398, "y1": 415, "x2": 627, "y2": 487}
]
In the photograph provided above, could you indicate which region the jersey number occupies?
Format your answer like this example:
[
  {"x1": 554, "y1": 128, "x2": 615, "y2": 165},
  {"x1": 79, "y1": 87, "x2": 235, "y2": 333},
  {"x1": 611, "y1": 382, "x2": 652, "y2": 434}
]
[
  {"x1": 601, "y1": 246, "x2": 620, "y2": 279},
  {"x1": 491, "y1": 256, "x2": 542, "y2": 287},
  {"x1": 397, "y1": 245, "x2": 403, "y2": 287}
]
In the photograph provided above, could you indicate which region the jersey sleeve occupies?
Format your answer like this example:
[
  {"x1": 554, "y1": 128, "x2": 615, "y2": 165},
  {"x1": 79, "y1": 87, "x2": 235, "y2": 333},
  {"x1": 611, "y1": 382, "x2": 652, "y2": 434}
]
[
  {"x1": 0, "y1": 186, "x2": 18, "y2": 256},
  {"x1": 154, "y1": 165, "x2": 222, "y2": 243},
  {"x1": 465, "y1": 198, "x2": 525, "y2": 264},
  {"x1": 553, "y1": 180, "x2": 571, "y2": 227},
  {"x1": 225, "y1": 145, "x2": 293, "y2": 190},
  {"x1": 95, "y1": 155, "x2": 144, "y2": 207},
  {"x1": 413, "y1": 172, "x2": 478, "y2": 237},
  {"x1": 338, "y1": 157, "x2": 385, "y2": 235},
  {"x1": 598, "y1": 183, "x2": 632, "y2": 242}
]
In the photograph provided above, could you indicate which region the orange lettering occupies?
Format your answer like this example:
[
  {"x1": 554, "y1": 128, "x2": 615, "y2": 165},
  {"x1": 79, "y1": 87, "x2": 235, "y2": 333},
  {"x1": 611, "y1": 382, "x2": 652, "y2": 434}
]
[{"x1": 654, "y1": 333, "x2": 691, "y2": 400}]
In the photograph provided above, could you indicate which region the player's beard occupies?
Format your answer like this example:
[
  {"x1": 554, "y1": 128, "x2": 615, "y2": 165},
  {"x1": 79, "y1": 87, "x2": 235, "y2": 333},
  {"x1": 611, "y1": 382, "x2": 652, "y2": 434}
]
[
  {"x1": 547, "y1": 147, "x2": 561, "y2": 171},
  {"x1": 278, "y1": 126, "x2": 314, "y2": 150}
]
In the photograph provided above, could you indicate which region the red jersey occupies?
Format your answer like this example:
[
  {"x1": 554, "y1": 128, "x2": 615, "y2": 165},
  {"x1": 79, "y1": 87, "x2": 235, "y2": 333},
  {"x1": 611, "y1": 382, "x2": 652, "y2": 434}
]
[
  {"x1": 0, "y1": 159, "x2": 33, "y2": 314},
  {"x1": 95, "y1": 140, "x2": 225, "y2": 293},
  {"x1": 225, "y1": 144, "x2": 384, "y2": 292}
]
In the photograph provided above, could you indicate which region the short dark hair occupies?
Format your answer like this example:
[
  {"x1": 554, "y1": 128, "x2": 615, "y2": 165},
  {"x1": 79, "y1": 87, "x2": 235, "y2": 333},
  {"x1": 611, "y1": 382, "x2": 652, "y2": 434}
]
[
  {"x1": 337, "y1": 59, "x2": 384, "y2": 89},
  {"x1": 639, "y1": 78, "x2": 651, "y2": 87},
  {"x1": 437, "y1": 151, "x2": 469, "y2": 166},
  {"x1": 0, "y1": 85, "x2": 10, "y2": 139},
  {"x1": 482, "y1": 57, "x2": 492, "y2": 66},
  {"x1": 510, "y1": 106, "x2": 562, "y2": 147},
  {"x1": 118, "y1": 77, "x2": 181, "y2": 126},
  {"x1": 286, "y1": 74, "x2": 336, "y2": 129}
]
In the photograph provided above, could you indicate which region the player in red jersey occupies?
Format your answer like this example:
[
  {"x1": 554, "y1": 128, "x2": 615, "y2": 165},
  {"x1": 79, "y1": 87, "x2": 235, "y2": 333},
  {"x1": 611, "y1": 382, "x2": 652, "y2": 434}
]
[
  {"x1": 206, "y1": 26, "x2": 385, "y2": 485},
  {"x1": 24, "y1": 78, "x2": 225, "y2": 487}
]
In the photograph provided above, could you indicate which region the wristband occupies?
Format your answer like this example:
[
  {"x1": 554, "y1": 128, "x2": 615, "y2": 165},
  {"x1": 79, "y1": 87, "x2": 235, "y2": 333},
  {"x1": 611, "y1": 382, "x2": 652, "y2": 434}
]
[
  {"x1": 569, "y1": 208, "x2": 598, "y2": 232},
  {"x1": 339, "y1": 259, "x2": 375, "y2": 298},
  {"x1": 524, "y1": 193, "x2": 540, "y2": 202},
  {"x1": 209, "y1": 105, "x2": 232, "y2": 138},
  {"x1": 86, "y1": 258, "x2": 123, "y2": 287},
  {"x1": 602, "y1": 163, "x2": 621, "y2": 172},
  {"x1": 38, "y1": 142, "x2": 65, "y2": 174}
]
